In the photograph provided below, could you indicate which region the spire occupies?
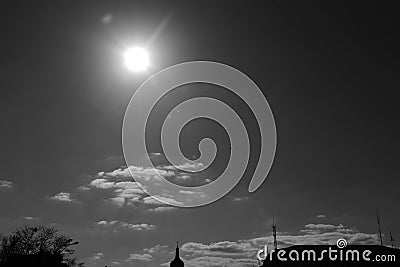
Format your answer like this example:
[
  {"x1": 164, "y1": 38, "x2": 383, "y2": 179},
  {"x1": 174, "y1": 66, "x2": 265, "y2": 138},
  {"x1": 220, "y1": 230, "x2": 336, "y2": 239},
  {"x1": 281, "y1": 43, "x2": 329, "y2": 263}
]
[{"x1": 175, "y1": 241, "x2": 180, "y2": 258}]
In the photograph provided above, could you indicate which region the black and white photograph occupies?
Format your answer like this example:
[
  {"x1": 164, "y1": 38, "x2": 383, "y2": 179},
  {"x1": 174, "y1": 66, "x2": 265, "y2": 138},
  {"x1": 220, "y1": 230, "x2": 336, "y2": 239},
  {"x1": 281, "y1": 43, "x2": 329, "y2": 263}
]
[{"x1": 0, "y1": 1, "x2": 398, "y2": 266}]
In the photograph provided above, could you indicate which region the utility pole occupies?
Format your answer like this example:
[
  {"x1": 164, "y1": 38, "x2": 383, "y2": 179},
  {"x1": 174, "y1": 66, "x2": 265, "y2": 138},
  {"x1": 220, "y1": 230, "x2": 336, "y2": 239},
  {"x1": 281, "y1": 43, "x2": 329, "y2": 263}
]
[
  {"x1": 376, "y1": 209, "x2": 383, "y2": 246},
  {"x1": 272, "y1": 216, "x2": 277, "y2": 250},
  {"x1": 390, "y1": 230, "x2": 395, "y2": 248}
]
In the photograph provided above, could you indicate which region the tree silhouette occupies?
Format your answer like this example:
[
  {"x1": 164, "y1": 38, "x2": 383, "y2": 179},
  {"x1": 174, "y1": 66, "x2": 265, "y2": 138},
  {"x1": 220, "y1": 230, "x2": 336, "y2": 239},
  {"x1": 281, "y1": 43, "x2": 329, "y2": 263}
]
[{"x1": 0, "y1": 225, "x2": 83, "y2": 267}]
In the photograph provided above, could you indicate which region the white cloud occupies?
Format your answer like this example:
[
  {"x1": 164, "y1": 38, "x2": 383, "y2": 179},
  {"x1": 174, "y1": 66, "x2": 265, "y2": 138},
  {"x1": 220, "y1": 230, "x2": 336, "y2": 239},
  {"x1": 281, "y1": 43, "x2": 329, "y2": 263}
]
[
  {"x1": 176, "y1": 174, "x2": 192, "y2": 180},
  {"x1": 90, "y1": 178, "x2": 116, "y2": 189},
  {"x1": 0, "y1": 180, "x2": 13, "y2": 188},
  {"x1": 121, "y1": 222, "x2": 156, "y2": 231},
  {"x1": 97, "y1": 220, "x2": 118, "y2": 225},
  {"x1": 148, "y1": 206, "x2": 177, "y2": 212},
  {"x1": 143, "y1": 244, "x2": 169, "y2": 254},
  {"x1": 232, "y1": 196, "x2": 249, "y2": 201},
  {"x1": 300, "y1": 223, "x2": 354, "y2": 235},
  {"x1": 49, "y1": 192, "x2": 74, "y2": 202},
  {"x1": 126, "y1": 253, "x2": 153, "y2": 261},
  {"x1": 24, "y1": 216, "x2": 39, "y2": 220},
  {"x1": 74, "y1": 165, "x2": 206, "y2": 210},
  {"x1": 317, "y1": 214, "x2": 326, "y2": 218},
  {"x1": 97, "y1": 220, "x2": 156, "y2": 231}
]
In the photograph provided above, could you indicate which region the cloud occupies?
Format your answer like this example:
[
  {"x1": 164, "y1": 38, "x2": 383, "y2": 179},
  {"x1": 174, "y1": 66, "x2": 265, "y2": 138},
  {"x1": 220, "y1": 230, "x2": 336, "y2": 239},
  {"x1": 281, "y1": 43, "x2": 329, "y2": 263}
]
[
  {"x1": 126, "y1": 253, "x2": 153, "y2": 261},
  {"x1": 142, "y1": 195, "x2": 183, "y2": 206},
  {"x1": 148, "y1": 206, "x2": 177, "y2": 212},
  {"x1": 162, "y1": 162, "x2": 205, "y2": 172},
  {"x1": 63, "y1": 165, "x2": 185, "y2": 214},
  {"x1": 317, "y1": 214, "x2": 326, "y2": 218},
  {"x1": 49, "y1": 192, "x2": 74, "y2": 202},
  {"x1": 175, "y1": 174, "x2": 192, "y2": 180},
  {"x1": 24, "y1": 216, "x2": 39, "y2": 220},
  {"x1": 300, "y1": 223, "x2": 354, "y2": 235},
  {"x1": 101, "y1": 14, "x2": 113, "y2": 25},
  {"x1": 72, "y1": 164, "x2": 212, "y2": 209},
  {"x1": 99, "y1": 166, "x2": 174, "y2": 182},
  {"x1": 121, "y1": 222, "x2": 156, "y2": 231},
  {"x1": 149, "y1": 152, "x2": 162, "y2": 158},
  {"x1": 143, "y1": 244, "x2": 169, "y2": 254},
  {"x1": 182, "y1": 241, "x2": 250, "y2": 257},
  {"x1": 78, "y1": 185, "x2": 90, "y2": 191},
  {"x1": 131, "y1": 244, "x2": 171, "y2": 265},
  {"x1": 181, "y1": 256, "x2": 249, "y2": 267},
  {"x1": 232, "y1": 197, "x2": 248, "y2": 201},
  {"x1": 88, "y1": 252, "x2": 104, "y2": 262},
  {"x1": 97, "y1": 220, "x2": 156, "y2": 231},
  {"x1": 97, "y1": 220, "x2": 118, "y2": 225},
  {"x1": 0, "y1": 180, "x2": 13, "y2": 189},
  {"x1": 88, "y1": 252, "x2": 104, "y2": 264},
  {"x1": 93, "y1": 252, "x2": 103, "y2": 259}
]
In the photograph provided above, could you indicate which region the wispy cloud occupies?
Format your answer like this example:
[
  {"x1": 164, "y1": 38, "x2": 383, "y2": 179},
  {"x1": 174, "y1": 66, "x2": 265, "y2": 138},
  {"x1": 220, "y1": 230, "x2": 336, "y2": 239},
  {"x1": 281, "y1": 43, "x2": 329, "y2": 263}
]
[{"x1": 97, "y1": 220, "x2": 156, "y2": 231}]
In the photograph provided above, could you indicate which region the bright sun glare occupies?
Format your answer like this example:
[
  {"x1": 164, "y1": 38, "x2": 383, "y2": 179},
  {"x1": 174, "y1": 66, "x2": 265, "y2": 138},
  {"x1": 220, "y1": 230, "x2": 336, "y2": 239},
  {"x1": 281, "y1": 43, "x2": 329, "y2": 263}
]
[{"x1": 124, "y1": 47, "x2": 149, "y2": 72}]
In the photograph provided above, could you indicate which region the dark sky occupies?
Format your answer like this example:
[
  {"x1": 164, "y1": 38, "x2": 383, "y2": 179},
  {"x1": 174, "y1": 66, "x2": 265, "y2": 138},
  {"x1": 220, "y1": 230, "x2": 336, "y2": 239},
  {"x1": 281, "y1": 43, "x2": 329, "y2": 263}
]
[{"x1": 0, "y1": 1, "x2": 398, "y2": 266}]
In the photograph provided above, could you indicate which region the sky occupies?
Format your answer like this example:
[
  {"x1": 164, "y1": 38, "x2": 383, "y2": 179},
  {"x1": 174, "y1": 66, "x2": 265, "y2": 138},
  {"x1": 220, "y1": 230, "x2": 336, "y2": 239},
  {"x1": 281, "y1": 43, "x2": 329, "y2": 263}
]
[{"x1": 0, "y1": 1, "x2": 398, "y2": 266}]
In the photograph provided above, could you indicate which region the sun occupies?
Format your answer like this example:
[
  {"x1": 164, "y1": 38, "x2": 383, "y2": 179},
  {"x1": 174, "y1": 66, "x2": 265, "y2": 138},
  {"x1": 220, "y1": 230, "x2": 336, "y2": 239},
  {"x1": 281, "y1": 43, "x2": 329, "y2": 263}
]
[{"x1": 124, "y1": 47, "x2": 150, "y2": 72}]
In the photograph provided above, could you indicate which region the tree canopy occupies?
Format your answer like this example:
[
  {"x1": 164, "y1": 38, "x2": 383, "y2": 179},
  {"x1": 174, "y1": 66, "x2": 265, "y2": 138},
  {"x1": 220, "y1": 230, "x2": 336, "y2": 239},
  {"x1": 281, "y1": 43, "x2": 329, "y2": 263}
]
[{"x1": 0, "y1": 225, "x2": 83, "y2": 267}]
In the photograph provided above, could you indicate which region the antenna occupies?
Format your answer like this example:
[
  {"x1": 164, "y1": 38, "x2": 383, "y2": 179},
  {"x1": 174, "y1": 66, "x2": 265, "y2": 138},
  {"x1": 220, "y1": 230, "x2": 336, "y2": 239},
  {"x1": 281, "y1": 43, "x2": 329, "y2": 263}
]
[
  {"x1": 390, "y1": 230, "x2": 395, "y2": 248},
  {"x1": 272, "y1": 216, "x2": 277, "y2": 250},
  {"x1": 376, "y1": 209, "x2": 383, "y2": 246}
]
